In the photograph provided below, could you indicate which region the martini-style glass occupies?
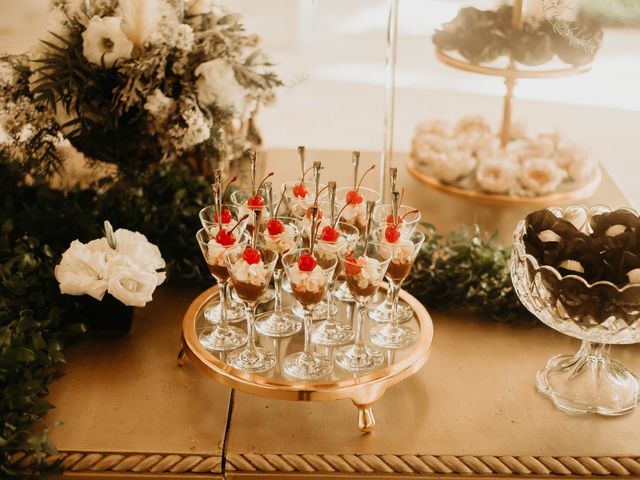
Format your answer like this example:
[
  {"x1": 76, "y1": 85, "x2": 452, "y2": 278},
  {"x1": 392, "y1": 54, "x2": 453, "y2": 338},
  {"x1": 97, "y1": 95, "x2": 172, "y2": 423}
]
[
  {"x1": 199, "y1": 204, "x2": 248, "y2": 323},
  {"x1": 369, "y1": 204, "x2": 421, "y2": 324},
  {"x1": 369, "y1": 229, "x2": 425, "y2": 349},
  {"x1": 224, "y1": 244, "x2": 278, "y2": 373},
  {"x1": 195, "y1": 228, "x2": 249, "y2": 351},
  {"x1": 282, "y1": 248, "x2": 336, "y2": 379},
  {"x1": 335, "y1": 241, "x2": 392, "y2": 372}
]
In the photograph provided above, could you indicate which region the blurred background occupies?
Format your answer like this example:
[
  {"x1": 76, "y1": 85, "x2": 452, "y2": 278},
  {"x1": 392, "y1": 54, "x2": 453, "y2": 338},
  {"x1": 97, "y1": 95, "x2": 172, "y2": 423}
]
[{"x1": 2, "y1": 0, "x2": 639, "y2": 204}]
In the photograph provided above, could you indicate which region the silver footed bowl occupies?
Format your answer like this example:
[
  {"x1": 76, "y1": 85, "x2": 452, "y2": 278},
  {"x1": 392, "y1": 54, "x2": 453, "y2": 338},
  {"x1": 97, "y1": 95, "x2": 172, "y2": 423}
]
[{"x1": 511, "y1": 204, "x2": 640, "y2": 416}]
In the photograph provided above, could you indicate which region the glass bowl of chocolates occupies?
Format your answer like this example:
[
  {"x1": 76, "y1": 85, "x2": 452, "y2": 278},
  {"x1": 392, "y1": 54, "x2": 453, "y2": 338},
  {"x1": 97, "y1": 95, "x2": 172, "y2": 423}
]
[{"x1": 511, "y1": 205, "x2": 640, "y2": 416}]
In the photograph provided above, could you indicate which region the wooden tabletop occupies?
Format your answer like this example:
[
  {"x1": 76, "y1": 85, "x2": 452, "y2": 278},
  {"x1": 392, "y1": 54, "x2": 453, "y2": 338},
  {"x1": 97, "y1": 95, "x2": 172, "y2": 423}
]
[{"x1": 42, "y1": 150, "x2": 640, "y2": 479}]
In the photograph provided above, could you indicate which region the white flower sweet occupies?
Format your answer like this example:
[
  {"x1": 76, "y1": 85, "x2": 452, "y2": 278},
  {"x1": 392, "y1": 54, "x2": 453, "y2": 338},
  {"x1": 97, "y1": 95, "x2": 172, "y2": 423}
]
[
  {"x1": 195, "y1": 59, "x2": 245, "y2": 111},
  {"x1": 520, "y1": 158, "x2": 565, "y2": 194},
  {"x1": 144, "y1": 89, "x2": 175, "y2": 120},
  {"x1": 455, "y1": 116, "x2": 492, "y2": 137},
  {"x1": 456, "y1": 131, "x2": 492, "y2": 153},
  {"x1": 430, "y1": 150, "x2": 476, "y2": 184},
  {"x1": 475, "y1": 159, "x2": 518, "y2": 193},
  {"x1": 415, "y1": 119, "x2": 450, "y2": 137},
  {"x1": 54, "y1": 239, "x2": 110, "y2": 301},
  {"x1": 113, "y1": 228, "x2": 166, "y2": 285},
  {"x1": 82, "y1": 16, "x2": 133, "y2": 68},
  {"x1": 107, "y1": 265, "x2": 159, "y2": 307},
  {"x1": 556, "y1": 143, "x2": 596, "y2": 182}
]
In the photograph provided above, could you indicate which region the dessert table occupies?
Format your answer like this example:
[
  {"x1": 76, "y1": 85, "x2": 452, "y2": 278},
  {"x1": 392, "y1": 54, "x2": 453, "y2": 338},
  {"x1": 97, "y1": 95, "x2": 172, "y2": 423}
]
[{"x1": 41, "y1": 150, "x2": 640, "y2": 479}]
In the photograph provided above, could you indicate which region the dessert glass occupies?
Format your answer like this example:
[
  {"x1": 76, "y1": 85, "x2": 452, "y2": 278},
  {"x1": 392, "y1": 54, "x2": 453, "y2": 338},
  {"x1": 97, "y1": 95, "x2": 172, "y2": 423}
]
[
  {"x1": 369, "y1": 204, "x2": 422, "y2": 324},
  {"x1": 224, "y1": 244, "x2": 278, "y2": 373},
  {"x1": 369, "y1": 230, "x2": 425, "y2": 349},
  {"x1": 229, "y1": 188, "x2": 281, "y2": 232},
  {"x1": 311, "y1": 221, "x2": 360, "y2": 346},
  {"x1": 195, "y1": 229, "x2": 249, "y2": 351},
  {"x1": 282, "y1": 180, "x2": 325, "y2": 216},
  {"x1": 255, "y1": 217, "x2": 302, "y2": 337},
  {"x1": 199, "y1": 204, "x2": 248, "y2": 323},
  {"x1": 511, "y1": 205, "x2": 640, "y2": 415},
  {"x1": 335, "y1": 242, "x2": 392, "y2": 372},
  {"x1": 282, "y1": 248, "x2": 337, "y2": 379}
]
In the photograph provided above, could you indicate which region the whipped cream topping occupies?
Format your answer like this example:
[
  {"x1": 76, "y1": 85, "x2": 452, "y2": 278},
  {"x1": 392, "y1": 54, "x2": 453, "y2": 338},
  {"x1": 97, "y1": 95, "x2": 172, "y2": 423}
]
[
  {"x1": 340, "y1": 202, "x2": 366, "y2": 226},
  {"x1": 538, "y1": 229, "x2": 561, "y2": 243},
  {"x1": 300, "y1": 215, "x2": 330, "y2": 238},
  {"x1": 233, "y1": 259, "x2": 269, "y2": 286},
  {"x1": 380, "y1": 238, "x2": 414, "y2": 264},
  {"x1": 264, "y1": 224, "x2": 297, "y2": 255},
  {"x1": 207, "y1": 239, "x2": 227, "y2": 266},
  {"x1": 350, "y1": 256, "x2": 382, "y2": 289},
  {"x1": 316, "y1": 236, "x2": 347, "y2": 261},
  {"x1": 288, "y1": 194, "x2": 313, "y2": 212},
  {"x1": 289, "y1": 263, "x2": 326, "y2": 293}
]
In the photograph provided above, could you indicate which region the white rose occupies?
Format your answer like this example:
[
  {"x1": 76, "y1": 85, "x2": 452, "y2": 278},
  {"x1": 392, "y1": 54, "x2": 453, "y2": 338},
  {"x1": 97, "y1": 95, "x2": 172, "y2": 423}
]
[
  {"x1": 144, "y1": 89, "x2": 175, "y2": 120},
  {"x1": 476, "y1": 159, "x2": 518, "y2": 193},
  {"x1": 520, "y1": 158, "x2": 565, "y2": 194},
  {"x1": 195, "y1": 59, "x2": 245, "y2": 111},
  {"x1": 113, "y1": 229, "x2": 166, "y2": 285},
  {"x1": 82, "y1": 16, "x2": 133, "y2": 68},
  {"x1": 54, "y1": 239, "x2": 110, "y2": 300},
  {"x1": 430, "y1": 150, "x2": 476, "y2": 183},
  {"x1": 556, "y1": 143, "x2": 596, "y2": 182},
  {"x1": 107, "y1": 265, "x2": 159, "y2": 307},
  {"x1": 415, "y1": 119, "x2": 450, "y2": 137},
  {"x1": 456, "y1": 131, "x2": 492, "y2": 153},
  {"x1": 455, "y1": 116, "x2": 492, "y2": 137}
]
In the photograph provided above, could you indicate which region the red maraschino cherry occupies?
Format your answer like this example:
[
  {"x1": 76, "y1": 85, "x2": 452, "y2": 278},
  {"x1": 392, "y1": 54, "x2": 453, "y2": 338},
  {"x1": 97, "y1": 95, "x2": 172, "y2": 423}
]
[
  {"x1": 321, "y1": 225, "x2": 339, "y2": 242},
  {"x1": 386, "y1": 213, "x2": 402, "y2": 225},
  {"x1": 345, "y1": 164, "x2": 375, "y2": 206},
  {"x1": 293, "y1": 183, "x2": 308, "y2": 198},
  {"x1": 266, "y1": 218, "x2": 285, "y2": 236},
  {"x1": 384, "y1": 225, "x2": 401, "y2": 243},
  {"x1": 242, "y1": 247, "x2": 261, "y2": 265},
  {"x1": 298, "y1": 253, "x2": 317, "y2": 272},
  {"x1": 344, "y1": 253, "x2": 361, "y2": 276},
  {"x1": 215, "y1": 228, "x2": 236, "y2": 246},
  {"x1": 247, "y1": 172, "x2": 274, "y2": 210},
  {"x1": 305, "y1": 208, "x2": 323, "y2": 220},
  {"x1": 215, "y1": 209, "x2": 233, "y2": 224}
]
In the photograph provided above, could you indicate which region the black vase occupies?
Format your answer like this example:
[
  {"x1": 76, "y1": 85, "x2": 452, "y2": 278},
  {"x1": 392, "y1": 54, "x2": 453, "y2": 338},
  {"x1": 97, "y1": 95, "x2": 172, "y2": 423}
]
[{"x1": 81, "y1": 294, "x2": 134, "y2": 332}]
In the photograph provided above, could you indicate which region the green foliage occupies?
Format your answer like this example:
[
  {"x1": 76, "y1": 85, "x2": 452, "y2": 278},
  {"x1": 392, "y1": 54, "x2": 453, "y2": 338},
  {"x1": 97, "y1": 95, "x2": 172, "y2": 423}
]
[{"x1": 404, "y1": 223, "x2": 533, "y2": 324}]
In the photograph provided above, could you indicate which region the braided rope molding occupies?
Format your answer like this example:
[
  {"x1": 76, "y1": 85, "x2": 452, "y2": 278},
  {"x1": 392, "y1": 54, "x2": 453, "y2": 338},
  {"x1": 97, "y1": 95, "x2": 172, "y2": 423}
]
[
  {"x1": 10, "y1": 451, "x2": 222, "y2": 474},
  {"x1": 225, "y1": 453, "x2": 640, "y2": 476}
]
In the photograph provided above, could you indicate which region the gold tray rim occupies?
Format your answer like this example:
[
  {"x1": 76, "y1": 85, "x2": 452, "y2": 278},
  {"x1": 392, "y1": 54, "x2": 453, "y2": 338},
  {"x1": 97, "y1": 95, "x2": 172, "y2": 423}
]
[
  {"x1": 406, "y1": 155, "x2": 602, "y2": 207},
  {"x1": 182, "y1": 285, "x2": 434, "y2": 403},
  {"x1": 435, "y1": 49, "x2": 593, "y2": 79}
]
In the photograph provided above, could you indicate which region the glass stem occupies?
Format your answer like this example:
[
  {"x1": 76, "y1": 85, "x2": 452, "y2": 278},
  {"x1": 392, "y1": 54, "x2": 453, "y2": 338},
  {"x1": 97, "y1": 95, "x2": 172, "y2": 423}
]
[
  {"x1": 244, "y1": 304, "x2": 258, "y2": 355},
  {"x1": 273, "y1": 269, "x2": 283, "y2": 316},
  {"x1": 353, "y1": 303, "x2": 368, "y2": 355},
  {"x1": 218, "y1": 280, "x2": 229, "y2": 331},
  {"x1": 388, "y1": 281, "x2": 401, "y2": 329},
  {"x1": 324, "y1": 280, "x2": 336, "y2": 325},
  {"x1": 303, "y1": 308, "x2": 314, "y2": 359}
]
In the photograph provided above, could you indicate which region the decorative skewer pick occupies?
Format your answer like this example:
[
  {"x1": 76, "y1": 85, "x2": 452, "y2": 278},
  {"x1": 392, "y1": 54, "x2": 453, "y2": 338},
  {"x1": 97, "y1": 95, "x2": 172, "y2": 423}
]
[
  {"x1": 275, "y1": 185, "x2": 286, "y2": 217},
  {"x1": 352, "y1": 151, "x2": 360, "y2": 190},
  {"x1": 212, "y1": 168, "x2": 222, "y2": 185},
  {"x1": 251, "y1": 209, "x2": 262, "y2": 249},
  {"x1": 327, "y1": 181, "x2": 337, "y2": 224},
  {"x1": 298, "y1": 146, "x2": 305, "y2": 182},
  {"x1": 391, "y1": 190, "x2": 400, "y2": 225},
  {"x1": 309, "y1": 205, "x2": 319, "y2": 255},
  {"x1": 389, "y1": 167, "x2": 398, "y2": 193},
  {"x1": 211, "y1": 182, "x2": 222, "y2": 227},
  {"x1": 313, "y1": 161, "x2": 322, "y2": 200},
  {"x1": 264, "y1": 181, "x2": 274, "y2": 218},
  {"x1": 249, "y1": 150, "x2": 257, "y2": 196},
  {"x1": 363, "y1": 200, "x2": 375, "y2": 253}
]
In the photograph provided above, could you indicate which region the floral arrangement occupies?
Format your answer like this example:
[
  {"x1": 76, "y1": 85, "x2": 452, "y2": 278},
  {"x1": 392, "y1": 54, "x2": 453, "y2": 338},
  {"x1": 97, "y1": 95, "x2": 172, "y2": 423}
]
[
  {"x1": 411, "y1": 116, "x2": 598, "y2": 197},
  {"x1": 0, "y1": 0, "x2": 281, "y2": 181},
  {"x1": 433, "y1": 5, "x2": 602, "y2": 67},
  {"x1": 55, "y1": 221, "x2": 165, "y2": 307}
]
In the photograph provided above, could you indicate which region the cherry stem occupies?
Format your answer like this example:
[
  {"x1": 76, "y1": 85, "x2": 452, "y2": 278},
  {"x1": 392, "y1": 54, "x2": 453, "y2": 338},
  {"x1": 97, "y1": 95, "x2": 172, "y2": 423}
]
[
  {"x1": 399, "y1": 187, "x2": 405, "y2": 207},
  {"x1": 223, "y1": 176, "x2": 237, "y2": 202},
  {"x1": 301, "y1": 165, "x2": 314, "y2": 183},
  {"x1": 254, "y1": 172, "x2": 274, "y2": 197},
  {"x1": 355, "y1": 165, "x2": 375, "y2": 193},
  {"x1": 331, "y1": 202, "x2": 352, "y2": 229},
  {"x1": 274, "y1": 185, "x2": 286, "y2": 217},
  {"x1": 314, "y1": 184, "x2": 329, "y2": 206},
  {"x1": 228, "y1": 214, "x2": 249, "y2": 235},
  {"x1": 400, "y1": 209, "x2": 419, "y2": 222}
]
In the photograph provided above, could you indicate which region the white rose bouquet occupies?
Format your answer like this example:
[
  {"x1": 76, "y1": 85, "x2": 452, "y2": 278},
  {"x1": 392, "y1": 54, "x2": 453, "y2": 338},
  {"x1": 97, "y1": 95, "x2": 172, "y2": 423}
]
[
  {"x1": 55, "y1": 221, "x2": 165, "y2": 307},
  {"x1": 0, "y1": 0, "x2": 281, "y2": 182}
]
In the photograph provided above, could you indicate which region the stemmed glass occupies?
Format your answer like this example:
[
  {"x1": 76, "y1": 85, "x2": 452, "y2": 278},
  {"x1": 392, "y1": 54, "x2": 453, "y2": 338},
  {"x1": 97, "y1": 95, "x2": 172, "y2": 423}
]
[
  {"x1": 369, "y1": 204, "x2": 421, "y2": 323},
  {"x1": 224, "y1": 243, "x2": 278, "y2": 373},
  {"x1": 369, "y1": 229, "x2": 425, "y2": 349},
  {"x1": 283, "y1": 180, "x2": 325, "y2": 216},
  {"x1": 254, "y1": 216, "x2": 302, "y2": 337},
  {"x1": 282, "y1": 247, "x2": 337, "y2": 379},
  {"x1": 311, "y1": 221, "x2": 359, "y2": 346},
  {"x1": 229, "y1": 187, "x2": 281, "y2": 232},
  {"x1": 199, "y1": 204, "x2": 248, "y2": 323},
  {"x1": 335, "y1": 241, "x2": 392, "y2": 372},
  {"x1": 195, "y1": 228, "x2": 249, "y2": 351}
]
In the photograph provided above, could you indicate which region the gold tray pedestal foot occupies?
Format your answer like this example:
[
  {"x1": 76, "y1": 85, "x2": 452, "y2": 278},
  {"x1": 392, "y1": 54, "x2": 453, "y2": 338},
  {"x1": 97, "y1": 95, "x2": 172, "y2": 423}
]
[{"x1": 355, "y1": 403, "x2": 376, "y2": 433}]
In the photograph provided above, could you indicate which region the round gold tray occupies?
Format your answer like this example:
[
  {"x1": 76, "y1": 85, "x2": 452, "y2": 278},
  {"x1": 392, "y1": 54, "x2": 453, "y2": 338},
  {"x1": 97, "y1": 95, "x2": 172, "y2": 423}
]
[
  {"x1": 406, "y1": 156, "x2": 602, "y2": 207},
  {"x1": 435, "y1": 49, "x2": 593, "y2": 79},
  {"x1": 180, "y1": 285, "x2": 434, "y2": 432}
]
